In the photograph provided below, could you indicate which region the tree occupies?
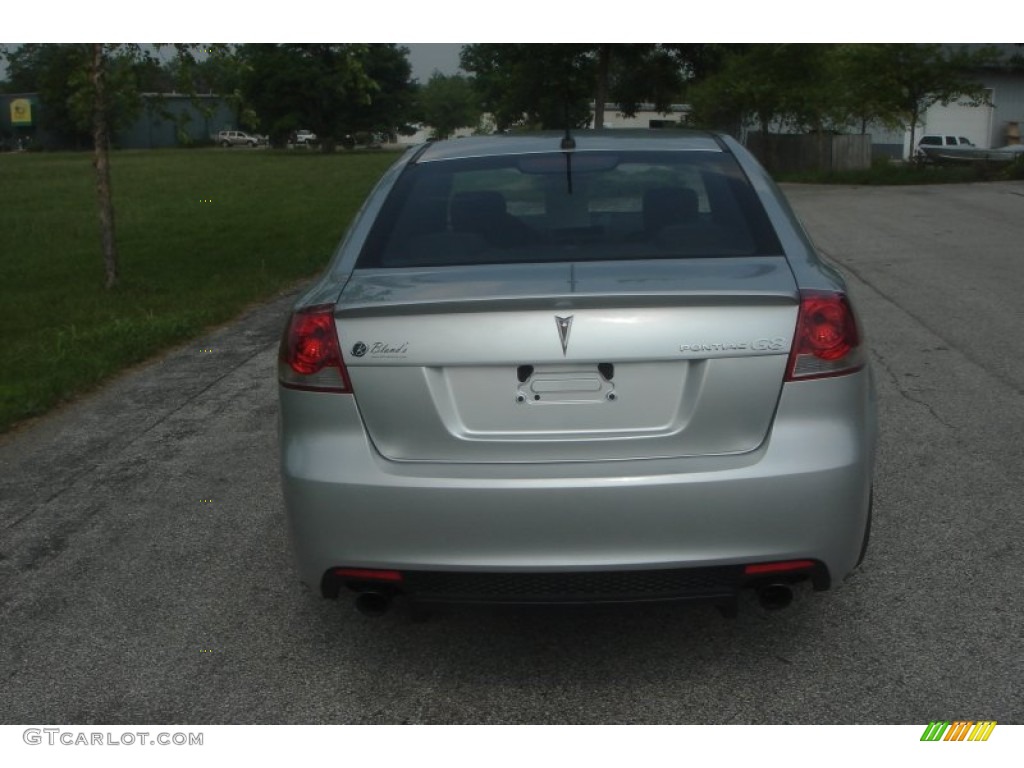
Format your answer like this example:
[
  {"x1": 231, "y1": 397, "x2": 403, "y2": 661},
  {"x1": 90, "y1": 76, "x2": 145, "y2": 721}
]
[
  {"x1": 238, "y1": 44, "x2": 409, "y2": 150},
  {"x1": 828, "y1": 44, "x2": 1000, "y2": 155},
  {"x1": 460, "y1": 44, "x2": 596, "y2": 131},
  {"x1": 4, "y1": 44, "x2": 95, "y2": 148},
  {"x1": 687, "y1": 44, "x2": 834, "y2": 136},
  {"x1": 416, "y1": 72, "x2": 481, "y2": 139},
  {"x1": 162, "y1": 45, "x2": 239, "y2": 96},
  {"x1": 88, "y1": 45, "x2": 119, "y2": 288},
  {"x1": 2, "y1": 44, "x2": 174, "y2": 147},
  {"x1": 86, "y1": 45, "x2": 208, "y2": 289},
  {"x1": 592, "y1": 44, "x2": 611, "y2": 129},
  {"x1": 5, "y1": 44, "x2": 149, "y2": 287},
  {"x1": 582, "y1": 44, "x2": 690, "y2": 129},
  {"x1": 3, "y1": 43, "x2": 209, "y2": 287},
  {"x1": 160, "y1": 45, "x2": 255, "y2": 131},
  {"x1": 460, "y1": 44, "x2": 695, "y2": 132},
  {"x1": 685, "y1": 43, "x2": 1002, "y2": 153},
  {"x1": 86, "y1": 45, "x2": 202, "y2": 288},
  {"x1": 824, "y1": 45, "x2": 893, "y2": 134},
  {"x1": 605, "y1": 44, "x2": 689, "y2": 123},
  {"x1": 345, "y1": 44, "x2": 416, "y2": 140}
]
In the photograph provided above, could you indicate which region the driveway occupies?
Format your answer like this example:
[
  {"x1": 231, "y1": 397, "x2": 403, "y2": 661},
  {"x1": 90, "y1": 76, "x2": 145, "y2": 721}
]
[{"x1": 1, "y1": 181, "x2": 1022, "y2": 724}]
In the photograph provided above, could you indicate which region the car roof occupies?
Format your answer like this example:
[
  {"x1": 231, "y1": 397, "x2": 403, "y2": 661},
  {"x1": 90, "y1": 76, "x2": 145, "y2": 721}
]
[{"x1": 414, "y1": 129, "x2": 725, "y2": 163}]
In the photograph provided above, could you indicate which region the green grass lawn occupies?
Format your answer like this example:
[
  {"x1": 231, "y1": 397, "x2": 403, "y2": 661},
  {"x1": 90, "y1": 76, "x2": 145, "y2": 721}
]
[{"x1": 0, "y1": 148, "x2": 399, "y2": 433}]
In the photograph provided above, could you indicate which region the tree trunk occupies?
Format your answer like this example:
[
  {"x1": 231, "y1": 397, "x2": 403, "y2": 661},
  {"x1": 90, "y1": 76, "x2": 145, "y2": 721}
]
[
  {"x1": 760, "y1": 115, "x2": 774, "y2": 173},
  {"x1": 593, "y1": 44, "x2": 611, "y2": 130},
  {"x1": 91, "y1": 43, "x2": 119, "y2": 289},
  {"x1": 908, "y1": 107, "x2": 919, "y2": 162}
]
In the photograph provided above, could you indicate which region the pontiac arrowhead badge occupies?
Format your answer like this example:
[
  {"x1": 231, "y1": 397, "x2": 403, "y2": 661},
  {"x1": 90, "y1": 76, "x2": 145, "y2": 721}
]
[{"x1": 555, "y1": 315, "x2": 573, "y2": 356}]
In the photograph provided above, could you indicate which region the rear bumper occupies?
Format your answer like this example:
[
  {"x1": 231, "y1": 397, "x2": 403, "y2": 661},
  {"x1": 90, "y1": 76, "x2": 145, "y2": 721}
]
[
  {"x1": 279, "y1": 369, "x2": 876, "y2": 601},
  {"x1": 324, "y1": 561, "x2": 830, "y2": 607}
]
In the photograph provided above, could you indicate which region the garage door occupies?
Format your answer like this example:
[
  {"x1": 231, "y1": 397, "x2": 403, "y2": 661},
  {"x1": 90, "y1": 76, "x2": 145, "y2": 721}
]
[{"x1": 923, "y1": 90, "x2": 995, "y2": 148}]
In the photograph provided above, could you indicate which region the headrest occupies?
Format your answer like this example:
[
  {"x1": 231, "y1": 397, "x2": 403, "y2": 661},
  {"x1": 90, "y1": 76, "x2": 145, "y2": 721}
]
[
  {"x1": 451, "y1": 191, "x2": 507, "y2": 232},
  {"x1": 643, "y1": 187, "x2": 699, "y2": 232}
]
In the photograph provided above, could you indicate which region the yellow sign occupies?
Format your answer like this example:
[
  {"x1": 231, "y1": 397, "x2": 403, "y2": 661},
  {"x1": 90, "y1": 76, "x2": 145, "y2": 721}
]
[{"x1": 11, "y1": 98, "x2": 33, "y2": 126}]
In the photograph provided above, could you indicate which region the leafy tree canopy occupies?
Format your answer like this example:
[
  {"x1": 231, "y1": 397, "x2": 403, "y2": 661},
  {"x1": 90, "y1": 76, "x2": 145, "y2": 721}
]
[
  {"x1": 415, "y1": 72, "x2": 481, "y2": 139},
  {"x1": 459, "y1": 44, "x2": 738, "y2": 132},
  {"x1": 460, "y1": 44, "x2": 595, "y2": 131},
  {"x1": 687, "y1": 44, "x2": 834, "y2": 134},
  {"x1": 828, "y1": 44, "x2": 1002, "y2": 149},
  {"x1": 352, "y1": 43, "x2": 417, "y2": 139},
  {"x1": 236, "y1": 43, "x2": 414, "y2": 149},
  {"x1": 605, "y1": 44, "x2": 689, "y2": 117},
  {"x1": 2, "y1": 44, "x2": 158, "y2": 146},
  {"x1": 686, "y1": 43, "x2": 1003, "y2": 143},
  {"x1": 1, "y1": 43, "x2": 222, "y2": 146}
]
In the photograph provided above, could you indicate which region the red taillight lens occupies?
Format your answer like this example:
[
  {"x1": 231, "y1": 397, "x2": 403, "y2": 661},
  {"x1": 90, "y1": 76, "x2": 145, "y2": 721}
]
[
  {"x1": 334, "y1": 568, "x2": 403, "y2": 583},
  {"x1": 744, "y1": 560, "x2": 816, "y2": 575},
  {"x1": 279, "y1": 305, "x2": 352, "y2": 392},
  {"x1": 785, "y1": 290, "x2": 865, "y2": 381}
]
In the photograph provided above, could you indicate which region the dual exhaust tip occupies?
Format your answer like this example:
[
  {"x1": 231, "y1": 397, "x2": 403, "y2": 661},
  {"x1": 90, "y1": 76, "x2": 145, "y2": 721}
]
[
  {"x1": 350, "y1": 584, "x2": 794, "y2": 617},
  {"x1": 354, "y1": 591, "x2": 393, "y2": 617},
  {"x1": 756, "y1": 583, "x2": 794, "y2": 611}
]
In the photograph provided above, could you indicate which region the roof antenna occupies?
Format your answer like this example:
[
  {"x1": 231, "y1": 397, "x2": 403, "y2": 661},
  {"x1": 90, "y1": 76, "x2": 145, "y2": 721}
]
[
  {"x1": 561, "y1": 99, "x2": 575, "y2": 194},
  {"x1": 560, "y1": 126, "x2": 576, "y2": 151}
]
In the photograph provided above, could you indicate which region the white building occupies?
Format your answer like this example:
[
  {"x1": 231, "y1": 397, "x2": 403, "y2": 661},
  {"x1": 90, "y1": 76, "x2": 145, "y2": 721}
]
[{"x1": 591, "y1": 103, "x2": 690, "y2": 130}]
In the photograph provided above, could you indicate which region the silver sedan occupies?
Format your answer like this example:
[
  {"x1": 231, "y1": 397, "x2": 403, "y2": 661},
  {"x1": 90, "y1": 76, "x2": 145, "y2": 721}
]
[{"x1": 278, "y1": 131, "x2": 877, "y2": 617}]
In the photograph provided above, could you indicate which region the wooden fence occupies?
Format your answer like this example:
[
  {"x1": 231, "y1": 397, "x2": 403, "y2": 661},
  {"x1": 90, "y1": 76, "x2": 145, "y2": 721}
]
[{"x1": 745, "y1": 133, "x2": 872, "y2": 174}]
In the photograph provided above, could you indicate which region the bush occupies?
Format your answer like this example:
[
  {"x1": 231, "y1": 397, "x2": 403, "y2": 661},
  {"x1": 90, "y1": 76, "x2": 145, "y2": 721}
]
[
  {"x1": 1002, "y1": 155, "x2": 1024, "y2": 181},
  {"x1": 776, "y1": 160, "x2": 993, "y2": 186}
]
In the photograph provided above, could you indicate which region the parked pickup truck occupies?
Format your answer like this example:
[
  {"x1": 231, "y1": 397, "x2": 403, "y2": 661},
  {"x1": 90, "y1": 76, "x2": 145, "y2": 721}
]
[{"x1": 915, "y1": 134, "x2": 974, "y2": 159}]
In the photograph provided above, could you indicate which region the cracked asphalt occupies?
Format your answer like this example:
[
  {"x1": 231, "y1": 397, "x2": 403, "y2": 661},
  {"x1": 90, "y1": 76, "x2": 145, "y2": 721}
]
[{"x1": 1, "y1": 181, "x2": 1022, "y2": 724}]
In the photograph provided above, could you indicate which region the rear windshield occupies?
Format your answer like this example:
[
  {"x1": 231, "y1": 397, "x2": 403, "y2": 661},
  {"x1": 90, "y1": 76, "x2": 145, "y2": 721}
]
[{"x1": 357, "y1": 150, "x2": 782, "y2": 269}]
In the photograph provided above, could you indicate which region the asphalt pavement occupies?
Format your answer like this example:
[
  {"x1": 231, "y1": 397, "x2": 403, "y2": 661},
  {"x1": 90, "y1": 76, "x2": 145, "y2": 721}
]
[{"x1": 1, "y1": 181, "x2": 1022, "y2": 724}]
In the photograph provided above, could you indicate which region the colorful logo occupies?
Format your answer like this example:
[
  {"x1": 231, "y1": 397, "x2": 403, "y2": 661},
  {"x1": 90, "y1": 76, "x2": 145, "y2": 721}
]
[
  {"x1": 920, "y1": 721, "x2": 996, "y2": 742},
  {"x1": 11, "y1": 98, "x2": 33, "y2": 126}
]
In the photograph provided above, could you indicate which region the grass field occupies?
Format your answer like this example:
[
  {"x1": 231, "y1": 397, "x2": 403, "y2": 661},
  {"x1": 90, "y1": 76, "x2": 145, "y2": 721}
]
[{"x1": 0, "y1": 148, "x2": 399, "y2": 433}]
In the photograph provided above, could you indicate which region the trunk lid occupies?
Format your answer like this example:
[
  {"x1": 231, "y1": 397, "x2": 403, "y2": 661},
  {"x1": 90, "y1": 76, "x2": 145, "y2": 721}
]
[{"x1": 338, "y1": 258, "x2": 798, "y2": 463}]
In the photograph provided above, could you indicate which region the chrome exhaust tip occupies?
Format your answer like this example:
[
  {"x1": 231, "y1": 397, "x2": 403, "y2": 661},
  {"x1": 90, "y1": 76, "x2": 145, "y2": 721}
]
[
  {"x1": 354, "y1": 591, "x2": 392, "y2": 617},
  {"x1": 757, "y1": 584, "x2": 794, "y2": 611}
]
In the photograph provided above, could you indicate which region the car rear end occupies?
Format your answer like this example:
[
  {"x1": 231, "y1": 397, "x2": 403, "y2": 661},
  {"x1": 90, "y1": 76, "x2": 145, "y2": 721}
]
[{"x1": 278, "y1": 131, "x2": 876, "y2": 615}]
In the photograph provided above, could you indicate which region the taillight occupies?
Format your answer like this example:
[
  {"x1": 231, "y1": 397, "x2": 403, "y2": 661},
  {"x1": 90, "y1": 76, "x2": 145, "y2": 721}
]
[
  {"x1": 744, "y1": 560, "x2": 816, "y2": 576},
  {"x1": 785, "y1": 290, "x2": 865, "y2": 381},
  {"x1": 333, "y1": 568, "x2": 403, "y2": 583},
  {"x1": 278, "y1": 304, "x2": 352, "y2": 392}
]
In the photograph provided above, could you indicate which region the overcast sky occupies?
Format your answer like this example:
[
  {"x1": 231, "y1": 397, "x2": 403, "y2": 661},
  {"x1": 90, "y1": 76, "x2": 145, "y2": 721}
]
[{"x1": 403, "y1": 44, "x2": 463, "y2": 82}]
